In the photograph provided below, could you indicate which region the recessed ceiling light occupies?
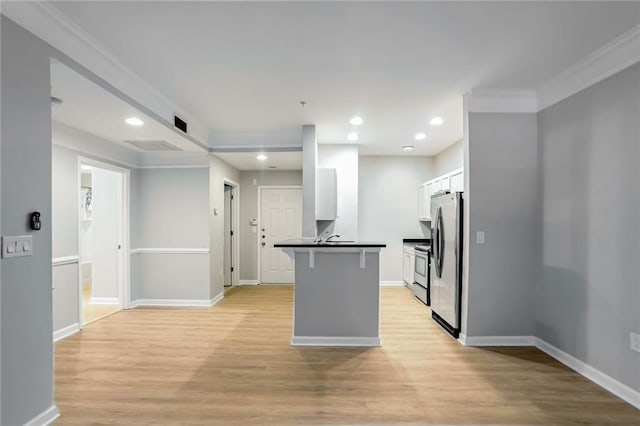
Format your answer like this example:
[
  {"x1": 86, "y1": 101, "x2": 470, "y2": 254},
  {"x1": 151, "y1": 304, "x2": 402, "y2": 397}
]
[
  {"x1": 257, "y1": 154, "x2": 268, "y2": 161},
  {"x1": 403, "y1": 145, "x2": 414, "y2": 151},
  {"x1": 125, "y1": 117, "x2": 144, "y2": 126},
  {"x1": 350, "y1": 116, "x2": 363, "y2": 126},
  {"x1": 429, "y1": 117, "x2": 443, "y2": 126},
  {"x1": 347, "y1": 132, "x2": 359, "y2": 141},
  {"x1": 415, "y1": 132, "x2": 426, "y2": 141}
]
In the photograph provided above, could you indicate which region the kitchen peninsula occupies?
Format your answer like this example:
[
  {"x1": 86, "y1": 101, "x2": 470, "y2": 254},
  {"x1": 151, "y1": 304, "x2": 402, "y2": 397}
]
[{"x1": 275, "y1": 240, "x2": 386, "y2": 347}]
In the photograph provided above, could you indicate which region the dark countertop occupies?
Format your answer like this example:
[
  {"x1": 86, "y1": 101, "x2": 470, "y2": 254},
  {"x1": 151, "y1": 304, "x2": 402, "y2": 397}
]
[
  {"x1": 403, "y1": 237, "x2": 431, "y2": 243},
  {"x1": 275, "y1": 239, "x2": 386, "y2": 248}
]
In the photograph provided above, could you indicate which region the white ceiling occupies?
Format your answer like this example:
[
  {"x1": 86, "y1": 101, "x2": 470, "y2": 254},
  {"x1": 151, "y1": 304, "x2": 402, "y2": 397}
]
[
  {"x1": 214, "y1": 151, "x2": 302, "y2": 171},
  {"x1": 50, "y1": 61, "x2": 205, "y2": 153},
  {"x1": 50, "y1": 1, "x2": 640, "y2": 156}
]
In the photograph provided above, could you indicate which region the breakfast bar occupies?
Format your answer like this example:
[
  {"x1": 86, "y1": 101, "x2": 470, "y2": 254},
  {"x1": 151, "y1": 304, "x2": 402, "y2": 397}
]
[{"x1": 274, "y1": 240, "x2": 386, "y2": 347}]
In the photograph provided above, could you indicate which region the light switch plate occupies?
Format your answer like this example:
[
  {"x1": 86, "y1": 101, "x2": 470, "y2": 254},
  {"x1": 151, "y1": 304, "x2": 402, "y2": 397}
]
[
  {"x1": 476, "y1": 231, "x2": 485, "y2": 244},
  {"x1": 2, "y1": 236, "x2": 33, "y2": 258},
  {"x1": 631, "y1": 332, "x2": 640, "y2": 353}
]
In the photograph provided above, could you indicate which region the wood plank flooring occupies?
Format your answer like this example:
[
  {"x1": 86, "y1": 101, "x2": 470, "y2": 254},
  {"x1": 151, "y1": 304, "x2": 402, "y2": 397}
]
[{"x1": 54, "y1": 286, "x2": 639, "y2": 425}]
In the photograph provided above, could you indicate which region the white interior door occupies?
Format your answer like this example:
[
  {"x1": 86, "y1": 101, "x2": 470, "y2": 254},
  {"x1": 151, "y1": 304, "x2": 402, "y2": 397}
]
[
  {"x1": 260, "y1": 188, "x2": 302, "y2": 284},
  {"x1": 90, "y1": 167, "x2": 122, "y2": 305}
]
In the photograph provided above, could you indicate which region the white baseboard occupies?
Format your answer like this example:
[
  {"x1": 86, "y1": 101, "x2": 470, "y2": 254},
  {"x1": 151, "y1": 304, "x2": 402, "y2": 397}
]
[
  {"x1": 535, "y1": 337, "x2": 640, "y2": 410},
  {"x1": 24, "y1": 404, "x2": 60, "y2": 426},
  {"x1": 462, "y1": 335, "x2": 536, "y2": 347},
  {"x1": 210, "y1": 291, "x2": 224, "y2": 306},
  {"x1": 291, "y1": 336, "x2": 381, "y2": 347},
  {"x1": 239, "y1": 279, "x2": 259, "y2": 285},
  {"x1": 459, "y1": 334, "x2": 640, "y2": 409},
  {"x1": 380, "y1": 281, "x2": 405, "y2": 287},
  {"x1": 132, "y1": 293, "x2": 224, "y2": 308},
  {"x1": 89, "y1": 297, "x2": 120, "y2": 305},
  {"x1": 53, "y1": 322, "x2": 80, "y2": 342}
]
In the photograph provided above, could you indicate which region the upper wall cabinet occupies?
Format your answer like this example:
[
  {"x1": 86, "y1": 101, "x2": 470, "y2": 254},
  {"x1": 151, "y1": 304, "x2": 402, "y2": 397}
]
[
  {"x1": 316, "y1": 168, "x2": 337, "y2": 221},
  {"x1": 418, "y1": 167, "x2": 464, "y2": 221}
]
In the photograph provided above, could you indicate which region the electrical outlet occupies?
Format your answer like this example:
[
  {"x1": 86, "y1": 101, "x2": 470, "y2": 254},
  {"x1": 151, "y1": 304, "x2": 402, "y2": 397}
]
[
  {"x1": 476, "y1": 231, "x2": 485, "y2": 244},
  {"x1": 630, "y1": 332, "x2": 640, "y2": 353}
]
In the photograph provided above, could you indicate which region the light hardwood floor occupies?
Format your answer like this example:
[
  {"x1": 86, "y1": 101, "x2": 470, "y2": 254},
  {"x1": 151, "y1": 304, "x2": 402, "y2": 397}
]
[
  {"x1": 82, "y1": 282, "x2": 120, "y2": 324},
  {"x1": 54, "y1": 286, "x2": 639, "y2": 425}
]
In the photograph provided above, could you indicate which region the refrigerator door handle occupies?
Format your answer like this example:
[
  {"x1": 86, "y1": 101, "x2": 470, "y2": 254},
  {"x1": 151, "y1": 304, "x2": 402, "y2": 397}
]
[{"x1": 437, "y1": 206, "x2": 444, "y2": 278}]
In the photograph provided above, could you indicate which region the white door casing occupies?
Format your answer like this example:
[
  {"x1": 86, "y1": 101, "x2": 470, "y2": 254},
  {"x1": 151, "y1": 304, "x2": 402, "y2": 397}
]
[{"x1": 259, "y1": 187, "x2": 302, "y2": 284}]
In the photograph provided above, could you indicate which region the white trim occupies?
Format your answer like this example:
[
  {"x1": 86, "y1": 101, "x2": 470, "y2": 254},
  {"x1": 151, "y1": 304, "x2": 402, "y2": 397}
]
[
  {"x1": 535, "y1": 337, "x2": 640, "y2": 410},
  {"x1": 53, "y1": 322, "x2": 80, "y2": 342},
  {"x1": 131, "y1": 292, "x2": 224, "y2": 308},
  {"x1": 538, "y1": 25, "x2": 640, "y2": 111},
  {"x1": 239, "y1": 280, "x2": 259, "y2": 285},
  {"x1": 462, "y1": 335, "x2": 536, "y2": 347},
  {"x1": 291, "y1": 336, "x2": 381, "y2": 347},
  {"x1": 465, "y1": 89, "x2": 538, "y2": 113},
  {"x1": 77, "y1": 157, "x2": 131, "y2": 327},
  {"x1": 89, "y1": 297, "x2": 120, "y2": 305},
  {"x1": 380, "y1": 281, "x2": 405, "y2": 287},
  {"x1": 223, "y1": 177, "x2": 241, "y2": 287},
  {"x1": 130, "y1": 248, "x2": 209, "y2": 255},
  {"x1": 52, "y1": 255, "x2": 79, "y2": 267},
  {"x1": 24, "y1": 405, "x2": 60, "y2": 426},
  {"x1": 2, "y1": 1, "x2": 209, "y2": 150}
]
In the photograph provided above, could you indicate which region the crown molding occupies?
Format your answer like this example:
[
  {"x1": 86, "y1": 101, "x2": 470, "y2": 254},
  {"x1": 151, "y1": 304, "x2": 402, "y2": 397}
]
[
  {"x1": 537, "y1": 25, "x2": 640, "y2": 111},
  {"x1": 2, "y1": 1, "x2": 210, "y2": 147},
  {"x1": 465, "y1": 89, "x2": 538, "y2": 113}
]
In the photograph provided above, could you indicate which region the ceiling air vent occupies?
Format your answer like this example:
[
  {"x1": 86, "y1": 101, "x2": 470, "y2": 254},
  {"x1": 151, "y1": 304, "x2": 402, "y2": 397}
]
[
  {"x1": 174, "y1": 115, "x2": 188, "y2": 133},
  {"x1": 122, "y1": 140, "x2": 183, "y2": 152}
]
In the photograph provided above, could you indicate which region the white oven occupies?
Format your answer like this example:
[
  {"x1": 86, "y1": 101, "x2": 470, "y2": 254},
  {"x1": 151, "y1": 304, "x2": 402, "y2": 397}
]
[{"x1": 412, "y1": 245, "x2": 430, "y2": 305}]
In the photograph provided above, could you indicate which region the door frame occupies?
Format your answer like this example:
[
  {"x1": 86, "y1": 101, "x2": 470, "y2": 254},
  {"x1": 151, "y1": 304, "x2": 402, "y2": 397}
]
[
  {"x1": 223, "y1": 177, "x2": 240, "y2": 286},
  {"x1": 77, "y1": 157, "x2": 131, "y2": 328},
  {"x1": 257, "y1": 185, "x2": 303, "y2": 284}
]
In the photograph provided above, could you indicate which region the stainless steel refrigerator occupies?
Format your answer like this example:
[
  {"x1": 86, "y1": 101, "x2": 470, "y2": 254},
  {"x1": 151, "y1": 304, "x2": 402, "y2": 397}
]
[{"x1": 430, "y1": 191, "x2": 463, "y2": 338}]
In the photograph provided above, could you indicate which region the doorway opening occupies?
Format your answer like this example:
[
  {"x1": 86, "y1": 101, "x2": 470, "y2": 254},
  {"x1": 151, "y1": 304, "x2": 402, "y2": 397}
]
[
  {"x1": 223, "y1": 179, "x2": 240, "y2": 287},
  {"x1": 258, "y1": 186, "x2": 303, "y2": 284},
  {"x1": 78, "y1": 158, "x2": 130, "y2": 325}
]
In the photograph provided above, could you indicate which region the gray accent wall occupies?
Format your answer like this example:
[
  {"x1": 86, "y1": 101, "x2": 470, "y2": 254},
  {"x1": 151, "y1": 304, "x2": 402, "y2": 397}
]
[
  {"x1": 465, "y1": 112, "x2": 539, "y2": 337},
  {"x1": 132, "y1": 167, "x2": 210, "y2": 301},
  {"x1": 358, "y1": 156, "x2": 434, "y2": 282},
  {"x1": 1, "y1": 16, "x2": 55, "y2": 425},
  {"x1": 537, "y1": 63, "x2": 640, "y2": 392},
  {"x1": 238, "y1": 170, "x2": 302, "y2": 281},
  {"x1": 210, "y1": 155, "x2": 240, "y2": 297}
]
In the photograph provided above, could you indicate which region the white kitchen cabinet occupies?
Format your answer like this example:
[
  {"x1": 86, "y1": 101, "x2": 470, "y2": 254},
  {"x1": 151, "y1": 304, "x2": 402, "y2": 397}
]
[
  {"x1": 418, "y1": 183, "x2": 430, "y2": 221},
  {"x1": 403, "y1": 246, "x2": 416, "y2": 285},
  {"x1": 316, "y1": 168, "x2": 337, "y2": 220},
  {"x1": 418, "y1": 168, "x2": 465, "y2": 221},
  {"x1": 450, "y1": 168, "x2": 464, "y2": 192}
]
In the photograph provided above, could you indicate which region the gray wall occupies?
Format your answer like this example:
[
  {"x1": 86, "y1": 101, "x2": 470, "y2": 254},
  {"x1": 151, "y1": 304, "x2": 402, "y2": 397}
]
[
  {"x1": 132, "y1": 167, "x2": 210, "y2": 301},
  {"x1": 358, "y1": 156, "x2": 434, "y2": 282},
  {"x1": 238, "y1": 170, "x2": 302, "y2": 281},
  {"x1": 52, "y1": 145, "x2": 80, "y2": 333},
  {"x1": 1, "y1": 16, "x2": 55, "y2": 425},
  {"x1": 537, "y1": 63, "x2": 640, "y2": 392},
  {"x1": 302, "y1": 125, "x2": 317, "y2": 238},
  {"x1": 210, "y1": 155, "x2": 240, "y2": 297},
  {"x1": 466, "y1": 112, "x2": 539, "y2": 337},
  {"x1": 434, "y1": 139, "x2": 464, "y2": 176}
]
